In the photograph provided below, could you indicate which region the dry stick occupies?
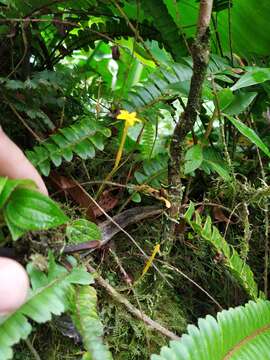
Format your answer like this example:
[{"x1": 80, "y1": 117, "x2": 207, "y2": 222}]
[
  {"x1": 25, "y1": 338, "x2": 41, "y2": 360},
  {"x1": 86, "y1": 264, "x2": 180, "y2": 341},
  {"x1": 168, "y1": 0, "x2": 213, "y2": 224}
]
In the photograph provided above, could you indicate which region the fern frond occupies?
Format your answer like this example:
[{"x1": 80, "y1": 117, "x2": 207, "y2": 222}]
[
  {"x1": 152, "y1": 299, "x2": 270, "y2": 360},
  {"x1": 141, "y1": 122, "x2": 156, "y2": 159},
  {"x1": 26, "y1": 117, "x2": 111, "y2": 176},
  {"x1": 122, "y1": 55, "x2": 230, "y2": 113},
  {"x1": 122, "y1": 62, "x2": 193, "y2": 112},
  {"x1": 71, "y1": 286, "x2": 113, "y2": 360},
  {"x1": 134, "y1": 154, "x2": 168, "y2": 188},
  {"x1": 184, "y1": 203, "x2": 259, "y2": 299},
  {"x1": 0, "y1": 257, "x2": 93, "y2": 360}
]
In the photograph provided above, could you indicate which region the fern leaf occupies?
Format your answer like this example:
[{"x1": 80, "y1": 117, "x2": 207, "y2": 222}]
[
  {"x1": 26, "y1": 117, "x2": 111, "y2": 176},
  {"x1": 184, "y1": 203, "x2": 258, "y2": 299},
  {"x1": 71, "y1": 286, "x2": 113, "y2": 360},
  {"x1": 122, "y1": 55, "x2": 230, "y2": 113},
  {"x1": 152, "y1": 299, "x2": 270, "y2": 360},
  {"x1": 134, "y1": 154, "x2": 168, "y2": 188},
  {"x1": 122, "y1": 61, "x2": 194, "y2": 112},
  {"x1": 141, "y1": 122, "x2": 156, "y2": 159},
  {"x1": 0, "y1": 258, "x2": 93, "y2": 360}
]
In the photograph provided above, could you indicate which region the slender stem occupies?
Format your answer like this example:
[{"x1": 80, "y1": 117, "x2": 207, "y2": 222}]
[
  {"x1": 112, "y1": 0, "x2": 160, "y2": 66},
  {"x1": 86, "y1": 264, "x2": 180, "y2": 340},
  {"x1": 4, "y1": 96, "x2": 41, "y2": 141},
  {"x1": 25, "y1": 338, "x2": 41, "y2": 360}
]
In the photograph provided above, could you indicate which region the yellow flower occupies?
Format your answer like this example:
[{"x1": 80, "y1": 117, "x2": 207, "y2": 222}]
[{"x1": 117, "y1": 110, "x2": 141, "y2": 127}]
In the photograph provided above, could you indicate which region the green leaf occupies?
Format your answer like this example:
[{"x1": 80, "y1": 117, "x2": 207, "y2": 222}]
[
  {"x1": 66, "y1": 266, "x2": 94, "y2": 286},
  {"x1": 0, "y1": 178, "x2": 36, "y2": 209},
  {"x1": 226, "y1": 115, "x2": 270, "y2": 157},
  {"x1": 26, "y1": 118, "x2": 110, "y2": 176},
  {"x1": 184, "y1": 144, "x2": 203, "y2": 174},
  {"x1": 0, "y1": 259, "x2": 89, "y2": 359},
  {"x1": 203, "y1": 160, "x2": 231, "y2": 181},
  {"x1": 217, "y1": 88, "x2": 234, "y2": 110},
  {"x1": 3, "y1": 188, "x2": 68, "y2": 240},
  {"x1": 201, "y1": 148, "x2": 231, "y2": 181},
  {"x1": 66, "y1": 219, "x2": 102, "y2": 244},
  {"x1": 184, "y1": 206, "x2": 258, "y2": 299},
  {"x1": 152, "y1": 299, "x2": 270, "y2": 360},
  {"x1": 131, "y1": 192, "x2": 142, "y2": 203},
  {"x1": 71, "y1": 286, "x2": 113, "y2": 360},
  {"x1": 231, "y1": 68, "x2": 270, "y2": 91},
  {"x1": 223, "y1": 92, "x2": 257, "y2": 115}
]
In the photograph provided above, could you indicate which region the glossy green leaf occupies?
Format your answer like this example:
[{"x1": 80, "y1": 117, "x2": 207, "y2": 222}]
[
  {"x1": 184, "y1": 144, "x2": 203, "y2": 174},
  {"x1": 0, "y1": 178, "x2": 36, "y2": 209},
  {"x1": 226, "y1": 115, "x2": 270, "y2": 157},
  {"x1": 217, "y1": 88, "x2": 234, "y2": 110},
  {"x1": 231, "y1": 68, "x2": 270, "y2": 91},
  {"x1": 223, "y1": 92, "x2": 257, "y2": 116},
  {"x1": 0, "y1": 258, "x2": 93, "y2": 360},
  {"x1": 3, "y1": 188, "x2": 68, "y2": 240}
]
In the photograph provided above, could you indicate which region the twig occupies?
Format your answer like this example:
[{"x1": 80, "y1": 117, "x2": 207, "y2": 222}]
[
  {"x1": 0, "y1": 18, "x2": 79, "y2": 28},
  {"x1": 4, "y1": 97, "x2": 41, "y2": 141},
  {"x1": 7, "y1": 23, "x2": 28, "y2": 78},
  {"x1": 251, "y1": 116, "x2": 269, "y2": 295},
  {"x1": 25, "y1": 338, "x2": 41, "y2": 360},
  {"x1": 86, "y1": 264, "x2": 180, "y2": 341},
  {"x1": 112, "y1": 0, "x2": 160, "y2": 66},
  {"x1": 160, "y1": 262, "x2": 223, "y2": 310}
]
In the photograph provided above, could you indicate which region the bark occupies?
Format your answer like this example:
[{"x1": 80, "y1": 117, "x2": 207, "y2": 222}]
[{"x1": 168, "y1": 0, "x2": 214, "y2": 227}]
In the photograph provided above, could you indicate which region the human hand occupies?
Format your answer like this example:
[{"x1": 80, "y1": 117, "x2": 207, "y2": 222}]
[
  {"x1": 0, "y1": 257, "x2": 29, "y2": 315},
  {"x1": 0, "y1": 127, "x2": 48, "y2": 195},
  {"x1": 0, "y1": 128, "x2": 47, "y2": 315}
]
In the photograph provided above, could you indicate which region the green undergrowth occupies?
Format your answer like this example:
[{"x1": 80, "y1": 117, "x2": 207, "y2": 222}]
[
  {"x1": 14, "y1": 206, "x2": 248, "y2": 360},
  {"x1": 14, "y1": 323, "x2": 81, "y2": 360}
]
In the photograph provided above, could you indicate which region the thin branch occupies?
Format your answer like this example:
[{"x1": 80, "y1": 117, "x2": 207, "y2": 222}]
[
  {"x1": 160, "y1": 262, "x2": 223, "y2": 310},
  {"x1": 7, "y1": 23, "x2": 28, "y2": 78},
  {"x1": 112, "y1": 0, "x2": 160, "y2": 66},
  {"x1": 4, "y1": 96, "x2": 41, "y2": 141},
  {"x1": 0, "y1": 18, "x2": 79, "y2": 28},
  {"x1": 86, "y1": 264, "x2": 180, "y2": 341},
  {"x1": 25, "y1": 338, "x2": 41, "y2": 360}
]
